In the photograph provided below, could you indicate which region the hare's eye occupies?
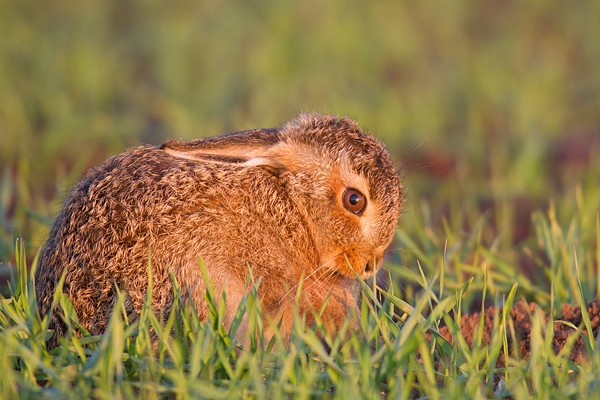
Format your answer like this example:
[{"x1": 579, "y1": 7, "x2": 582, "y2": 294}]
[{"x1": 342, "y1": 188, "x2": 366, "y2": 215}]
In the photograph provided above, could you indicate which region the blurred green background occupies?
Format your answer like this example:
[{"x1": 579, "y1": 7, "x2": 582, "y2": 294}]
[{"x1": 1, "y1": 0, "x2": 600, "y2": 291}]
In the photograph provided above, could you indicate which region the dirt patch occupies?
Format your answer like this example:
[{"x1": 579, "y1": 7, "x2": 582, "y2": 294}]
[{"x1": 432, "y1": 300, "x2": 600, "y2": 364}]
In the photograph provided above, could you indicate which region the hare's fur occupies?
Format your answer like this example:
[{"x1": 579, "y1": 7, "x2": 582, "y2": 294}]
[{"x1": 36, "y1": 114, "x2": 403, "y2": 345}]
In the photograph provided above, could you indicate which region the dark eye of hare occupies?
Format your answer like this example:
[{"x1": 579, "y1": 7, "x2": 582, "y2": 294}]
[{"x1": 342, "y1": 188, "x2": 366, "y2": 215}]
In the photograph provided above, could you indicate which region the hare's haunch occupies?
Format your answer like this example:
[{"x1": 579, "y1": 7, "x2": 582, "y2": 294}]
[{"x1": 36, "y1": 114, "x2": 404, "y2": 345}]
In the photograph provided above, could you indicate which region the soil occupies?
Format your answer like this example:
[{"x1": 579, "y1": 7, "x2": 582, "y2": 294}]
[{"x1": 432, "y1": 300, "x2": 600, "y2": 364}]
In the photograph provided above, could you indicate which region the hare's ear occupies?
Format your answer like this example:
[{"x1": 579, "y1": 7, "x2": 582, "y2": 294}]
[{"x1": 161, "y1": 128, "x2": 283, "y2": 167}]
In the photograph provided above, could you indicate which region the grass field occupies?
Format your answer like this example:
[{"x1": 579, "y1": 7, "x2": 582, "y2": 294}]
[{"x1": 2, "y1": 0, "x2": 600, "y2": 398}]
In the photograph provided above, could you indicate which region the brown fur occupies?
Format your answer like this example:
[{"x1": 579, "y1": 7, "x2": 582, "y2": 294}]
[{"x1": 35, "y1": 114, "x2": 404, "y2": 346}]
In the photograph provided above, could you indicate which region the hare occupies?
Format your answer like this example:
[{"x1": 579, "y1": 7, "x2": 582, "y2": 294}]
[{"x1": 35, "y1": 114, "x2": 404, "y2": 346}]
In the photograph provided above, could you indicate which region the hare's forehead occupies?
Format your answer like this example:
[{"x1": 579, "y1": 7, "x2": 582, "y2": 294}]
[
  {"x1": 266, "y1": 139, "x2": 395, "y2": 198},
  {"x1": 336, "y1": 159, "x2": 370, "y2": 194}
]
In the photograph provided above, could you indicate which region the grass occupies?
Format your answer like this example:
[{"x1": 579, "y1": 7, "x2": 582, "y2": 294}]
[
  {"x1": 2, "y1": 0, "x2": 600, "y2": 398},
  {"x1": 1, "y1": 189, "x2": 600, "y2": 398}
]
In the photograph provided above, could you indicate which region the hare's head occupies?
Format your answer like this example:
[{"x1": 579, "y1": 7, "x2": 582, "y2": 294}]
[{"x1": 267, "y1": 115, "x2": 403, "y2": 278}]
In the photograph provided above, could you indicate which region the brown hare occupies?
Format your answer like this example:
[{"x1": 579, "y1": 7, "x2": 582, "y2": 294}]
[{"x1": 35, "y1": 114, "x2": 404, "y2": 346}]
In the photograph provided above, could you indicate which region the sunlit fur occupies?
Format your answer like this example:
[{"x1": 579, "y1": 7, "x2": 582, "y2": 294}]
[{"x1": 36, "y1": 114, "x2": 404, "y2": 346}]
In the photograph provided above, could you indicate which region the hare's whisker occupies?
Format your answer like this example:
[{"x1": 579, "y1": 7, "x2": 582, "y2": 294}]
[
  {"x1": 274, "y1": 259, "x2": 337, "y2": 308},
  {"x1": 303, "y1": 265, "x2": 338, "y2": 303},
  {"x1": 277, "y1": 266, "x2": 339, "y2": 332}
]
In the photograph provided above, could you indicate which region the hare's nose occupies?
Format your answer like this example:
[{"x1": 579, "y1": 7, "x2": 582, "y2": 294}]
[{"x1": 362, "y1": 251, "x2": 385, "y2": 276}]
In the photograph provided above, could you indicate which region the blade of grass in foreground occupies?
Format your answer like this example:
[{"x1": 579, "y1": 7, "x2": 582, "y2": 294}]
[{"x1": 572, "y1": 246, "x2": 595, "y2": 352}]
